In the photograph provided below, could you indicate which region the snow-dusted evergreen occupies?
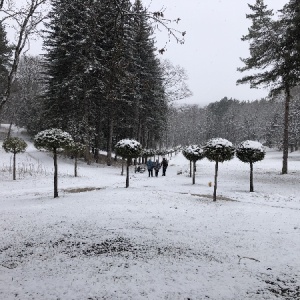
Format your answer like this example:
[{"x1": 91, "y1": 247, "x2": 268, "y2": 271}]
[
  {"x1": 2, "y1": 137, "x2": 27, "y2": 180},
  {"x1": 204, "y1": 138, "x2": 235, "y2": 201},
  {"x1": 34, "y1": 128, "x2": 74, "y2": 198},
  {"x1": 236, "y1": 140, "x2": 265, "y2": 192},
  {"x1": 182, "y1": 145, "x2": 204, "y2": 184},
  {"x1": 115, "y1": 138, "x2": 143, "y2": 188}
]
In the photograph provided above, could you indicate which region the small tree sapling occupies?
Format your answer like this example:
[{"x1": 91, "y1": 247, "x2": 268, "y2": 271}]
[
  {"x1": 115, "y1": 139, "x2": 143, "y2": 188},
  {"x1": 236, "y1": 140, "x2": 265, "y2": 192},
  {"x1": 203, "y1": 138, "x2": 235, "y2": 201},
  {"x1": 182, "y1": 145, "x2": 205, "y2": 184},
  {"x1": 2, "y1": 137, "x2": 27, "y2": 180},
  {"x1": 34, "y1": 128, "x2": 74, "y2": 198}
]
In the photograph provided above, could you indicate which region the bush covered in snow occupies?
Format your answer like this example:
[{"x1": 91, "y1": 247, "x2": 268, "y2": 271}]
[
  {"x1": 2, "y1": 137, "x2": 27, "y2": 155},
  {"x1": 236, "y1": 140, "x2": 265, "y2": 192},
  {"x1": 2, "y1": 137, "x2": 28, "y2": 180},
  {"x1": 115, "y1": 139, "x2": 143, "y2": 159},
  {"x1": 203, "y1": 138, "x2": 235, "y2": 162},
  {"x1": 182, "y1": 145, "x2": 204, "y2": 162},
  {"x1": 34, "y1": 128, "x2": 74, "y2": 151},
  {"x1": 236, "y1": 140, "x2": 265, "y2": 163}
]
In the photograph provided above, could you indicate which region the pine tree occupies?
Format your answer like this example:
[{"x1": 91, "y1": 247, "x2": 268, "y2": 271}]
[
  {"x1": 237, "y1": 0, "x2": 300, "y2": 174},
  {"x1": 0, "y1": 23, "x2": 12, "y2": 104}
]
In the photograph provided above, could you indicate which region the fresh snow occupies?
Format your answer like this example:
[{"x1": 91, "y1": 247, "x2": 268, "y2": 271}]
[
  {"x1": 207, "y1": 138, "x2": 233, "y2": 147},
  {"x1": 0, "y1": 128, "x2": 300, "y2": 300},
  {"x1": 239, "y1": 140, "x2": 265, "y2": 151}
]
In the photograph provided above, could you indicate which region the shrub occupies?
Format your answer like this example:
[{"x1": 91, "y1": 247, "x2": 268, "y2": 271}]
[
  {"x1": 34, "y1": 128, "x2": 74, "y2": 198},
  {"x1": 115, "y1": 139, "x2": 143, "y2": 188},
  {"x1": 203, "y1": 138, "x2": 235, "y2": 201},
  {"x1": 236, "y1": 140, "x2": 265, "y2": 192},
  {"x1": 2, "y1": 137, "x2": 27, "y2": 180}
]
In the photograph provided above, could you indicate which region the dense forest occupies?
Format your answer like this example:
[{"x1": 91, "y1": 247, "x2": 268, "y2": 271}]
[{"x1": 1, "y1": 0, "x2": 300, "y2": 170}]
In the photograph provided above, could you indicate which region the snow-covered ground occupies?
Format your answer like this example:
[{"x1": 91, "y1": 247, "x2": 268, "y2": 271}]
[{"x1": 1, "y1": 127, "x2": 300, "y2": 300}]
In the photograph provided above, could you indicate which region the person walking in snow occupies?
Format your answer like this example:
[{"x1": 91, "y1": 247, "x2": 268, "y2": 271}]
[
  {"x1": 146, "y1": 159, "x2": 154, "y2": 177},
  {"x1": 161, "y1": 157, "x2": 168, "y2": 176},
  {"x1": 153, "y1": 159, "x2": 161, "y2": 177}
]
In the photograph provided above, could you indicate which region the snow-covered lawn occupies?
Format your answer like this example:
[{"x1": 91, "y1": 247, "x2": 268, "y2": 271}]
[{"x1": 0, "y1": 130, "x2": 300, "y2": 299}]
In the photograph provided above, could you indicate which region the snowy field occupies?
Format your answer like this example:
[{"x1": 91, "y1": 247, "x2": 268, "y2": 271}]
[{"x1": 0, "y1": 128, "x2": 300, "y2": 300}]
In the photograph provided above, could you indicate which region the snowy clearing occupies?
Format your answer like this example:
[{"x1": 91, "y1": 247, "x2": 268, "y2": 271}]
[{"x1": 0, "y1": 130, "x2": 300, "y2": 300}]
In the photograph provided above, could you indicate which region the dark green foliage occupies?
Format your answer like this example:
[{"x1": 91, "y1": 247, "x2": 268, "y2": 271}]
[
  {"x1": 204, "y1": 138, "x2": 235, "y2": 163},
  {"x1": 182, "y1": 145, "x2": 204, "y2": 162},
  {"x1": 2, "y1": 137, "x2": 27, "y2": 154},
  {"x1": 0, "y1": 23, "x2": 12, "y2": 96},
  {"x1": 34, "y1": 128, "x2": 74, "y2": 151},
  {"x1": 236, "y1": 140, "x2": 265, "y2": 192},
  {"x1": 115, "y1": 139, "x2": 143, "y2": 159},
  {"x1": 3, "y1": 137, "x2": 27, "y2": 180},
  {"x1": 236, "y1": 140, "x2": 265, "y2": 163}
]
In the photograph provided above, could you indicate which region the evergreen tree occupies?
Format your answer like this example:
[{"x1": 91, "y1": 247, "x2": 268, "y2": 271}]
[
  {"x1": 0, "y1": 23, "x2": 12, "y2": 106},
  {"x1": 237, "y1": 0, "x2": 300, "y2": 174}
]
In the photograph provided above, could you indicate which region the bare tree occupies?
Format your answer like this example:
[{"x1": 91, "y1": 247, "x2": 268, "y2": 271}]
[
  {"x1": 161, "y1": 59, "x2": 192, "y2": 103},
  {"x1": 0, "y1": 0, "x2": 49, "y2": 114}
]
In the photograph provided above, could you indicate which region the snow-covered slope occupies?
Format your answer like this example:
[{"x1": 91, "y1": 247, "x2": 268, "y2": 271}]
[{"x1": 0, "y1": 131, "x2": 299, "y2": 299}]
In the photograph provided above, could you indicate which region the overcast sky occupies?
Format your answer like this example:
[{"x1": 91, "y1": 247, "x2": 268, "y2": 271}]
[
  {"x1": 8, "y1": 0, "x2": 288, "y2": 107},
  {"x1": 143, "y1": 0, "x2": 288, "y2": 106}
]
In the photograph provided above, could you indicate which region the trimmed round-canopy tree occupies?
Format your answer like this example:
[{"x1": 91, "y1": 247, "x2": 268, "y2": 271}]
[
  {"x1": 34, "y1": 128, "x2": 74, "y2": 198},
  {"x1": 115, "y1": 139, "x2": 143, "y2": 188},
  {"x1": 66, "y1": 141, "x2": 85, "y2": 177},
  {"x1": 2, "y1": 137, "x2": 27, "y2": 180},
  {"x1": 182, "y1": 145, "x2": 205, "y2": 184},
  {"x1": 236, "y1": 140, "x2": 265, "y2": 192},
  {"x1": 203, "y1": 138, "x2": 235, "y2": 201}
]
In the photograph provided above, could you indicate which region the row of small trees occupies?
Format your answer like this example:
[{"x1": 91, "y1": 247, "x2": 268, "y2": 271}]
[
  {"x1": 2, "y1": 130, "x2": 265, "y2": 201},
  {"x1": 182, "y1": 138, "x2": 265, "y2": 201},
  {"x1": 1, "y1": 128, "x2": 176, "y2": 196}
]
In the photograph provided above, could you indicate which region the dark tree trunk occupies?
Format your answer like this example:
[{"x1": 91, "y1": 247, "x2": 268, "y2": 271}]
[
  {"x1": 189, "y1": 160, "x2": 192, "y2": 177},
  {"x1": 74, "y1": 156, "x2": 78, "y2": 177},
  {"x1": 213, "y1": 160, "x2": 219, "y2": 201},
  {"x1": 13, "y1": 152, "x2": 16, "y2": 180},
  {"x1": 282, "y1": 86, "x2": 291, "y2": 174},
  {"x1": 126, "y1": 159, "x2": 130, "y2": 188},
  {"x1": 250, "y1": 161, "x2": 254, "y2": 192},
  {"x1": 54, "y1": 148, "x2": 58, "y2": 198},
  {"x1": 192, "y1": 160, "x2": 196, "y2": 185},
  {"x1": 107, "y1": 117, "x2": 114, "y2": 166},
  {"x1": 121, "y1": 158, "x2": 124, "y2": 176}
]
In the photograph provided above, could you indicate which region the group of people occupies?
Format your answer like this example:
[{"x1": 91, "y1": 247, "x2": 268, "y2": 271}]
[{"x1": 146, "y1": 158, "x2": 168, "y2": 177}]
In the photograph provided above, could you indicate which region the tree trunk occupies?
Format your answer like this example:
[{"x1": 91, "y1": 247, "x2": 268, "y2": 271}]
[
  {"x1": 282, "y1": 86, "x2": 291, "y2": 174},
  {"x1": 213, "y1": 160, "x2": 219, "y2": 201},
  {"x1": 126, "y1": 159, "x2": 130, "y2": 188},
  {"x1": 13, "y1": 152, "x2": 16, "y2": 180},
  {"x1": 192, "y1": 160, "x2": 196, "y2": 185},
  {"x1": 54, "y1": 148, "x2": 58, "y2": 198},
  {"x1": 121, "y1": 158, "x2": 124, "y2": 176},
  {"x1": 74, "y1": 156, "x2": 78, "y2": 177},
  {"x1": 189, "y1": 160, "x2": 192, "y2": 177},
  {"x1": 250, "y1": 161, "x2": 254, "y2": 192},
  {"x1": 107, "y1": 117, "x2": 114, "y2": 166}
]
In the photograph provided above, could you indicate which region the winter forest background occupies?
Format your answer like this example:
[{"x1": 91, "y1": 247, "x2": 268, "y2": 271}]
[{"x1": 1, "y1": 0, "x2": 300, "y2": 164}]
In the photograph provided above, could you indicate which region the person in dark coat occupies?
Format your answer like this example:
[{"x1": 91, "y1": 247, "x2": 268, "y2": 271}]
[
  {"x1": 153, "y1": 159, "x2": 161, "y2": 177},
  {"x1": 161, "y1": 157, "x2": 168, "y2": 176},
  {"x1": 146, "y1": 159, "x2": 154, "y2": 177}
]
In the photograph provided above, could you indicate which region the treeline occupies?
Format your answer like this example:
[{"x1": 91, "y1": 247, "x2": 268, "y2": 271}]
[
  {"x1": 0, "y1": 0, "x2": 191, "y2": 165},
  {"x1": 167, "y1": 91, "x2": 300, "y2": 151}
]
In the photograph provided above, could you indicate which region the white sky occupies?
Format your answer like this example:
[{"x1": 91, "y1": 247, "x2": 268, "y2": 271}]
[
  {"x1": 143, "y1": 0, "x2": 288, "y2": 106},
  {"x1": 6, "y1": 0, "x2": 288, "y2": 107}
]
